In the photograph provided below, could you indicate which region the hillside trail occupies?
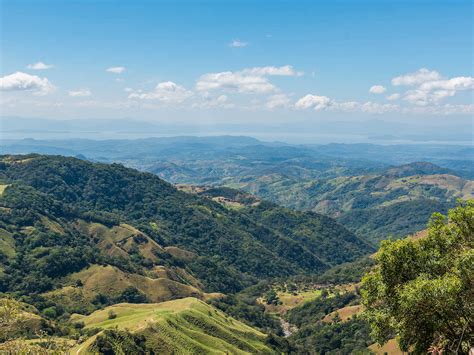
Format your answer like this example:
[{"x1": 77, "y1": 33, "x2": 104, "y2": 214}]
[{"x1": 280, "y1": 318, "x2": 294, "y2": 337}]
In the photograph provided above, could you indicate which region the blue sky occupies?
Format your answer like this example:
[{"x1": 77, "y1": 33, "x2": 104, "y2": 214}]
[{"x1": 1, "y1": 0, "x2": 473, "y2": 134}]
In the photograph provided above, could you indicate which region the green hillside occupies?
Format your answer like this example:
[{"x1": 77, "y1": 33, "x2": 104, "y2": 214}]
[
  {"x1": 221, "y1": 164, "x2": 472, "y2": 243},
  {"x1": 5, "y1": 139, "x2": 471, "y2": 244},
  {"x1": 0, "y1": 154, "x2": 371, "y2": 303},
  {"x1": 71, "y1": 297, "x2": 274, "y2": 354},
  {"x1": 1, "y1": 154, "x2": 359, "y2": 353}
]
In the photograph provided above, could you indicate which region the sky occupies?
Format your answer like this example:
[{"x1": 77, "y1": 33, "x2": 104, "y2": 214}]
[{"x1": 0, "y1": 0, "x2": 473, "y2": 142}]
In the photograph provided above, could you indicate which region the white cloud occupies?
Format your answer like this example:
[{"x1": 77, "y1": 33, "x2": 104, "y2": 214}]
[
  {"x1": 128, "y1": 81, "x2": 192, "y2": 102},
  {"x1": 68, "y1": 88, "x2": 92, "y2": 97},
  {"x1": 369, "y1": 85, "x2": 386, "y2": 94},
  {"x1": 242, "y1": 65, "x2": 303, "y2": 77},
  {"x1": 295, "y1": 93, "x2": 399, "y2": 114},
  {"x1": 404, "y1": 76, "x2": 474, "y2": 105},
  {"x1": 26, "y1": 61, "x2": 54, "y2": 70},
  {"x1": 106, "y1": 66, "x2": 126, "y2": 74},
  {"x1": 390, "y1": 68, "x2": 474, "y2": 106},
  {"x1": 333, "y1": 101, "x2": 360, "y2": 111},
  {"x1": 265, "y1": 94, "x2": 291, "y2": 109},
  {"x1": 392, "y1": 68, "x2": 442, "y2": 86},
  {"x1": 295, "y1": 95, "x2": 333, "y2": 110},
  {"x1": 229, "y1": 40, "x2": 248, "y2": 48},
  {"x1": 0, "y1": 71, "x2": 54, "y2": 95},
  {"x1": 195, "y1": 65, "x2": 302, "y2": 94},
  {"x1": 196, "y1": 71, "x2": 276, "y2": 93},
  {"x1": 418, "y1": 76, "x2": 474, "y2": 92},
  {"x1": 386, "y1": 93, "x2": 400, "y2": 101}
]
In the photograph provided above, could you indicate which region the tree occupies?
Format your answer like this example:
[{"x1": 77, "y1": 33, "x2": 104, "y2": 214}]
[
  {"x1": 361, "y1": 200, "x2": 474, "y2": 354},
  {"x1": 264, "y1": 289, "x2": 280, "y2": 305},
  {"x1": 117, "y1": 286, "x2": 148, "y2": 304}
]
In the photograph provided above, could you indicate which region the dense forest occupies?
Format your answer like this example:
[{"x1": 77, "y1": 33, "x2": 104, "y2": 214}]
[
  {"x1": 0, "y1": 154, "x2": 371, "y2": 295},
  {"x1": 0, "y1": 154, "x2": 471, "y2": 354}
]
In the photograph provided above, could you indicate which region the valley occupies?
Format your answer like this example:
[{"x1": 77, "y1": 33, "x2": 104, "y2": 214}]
[
  {"x1": 0, "y1": 152, "x2": 471, "y2": 353},
  {"x1": 0, "y1": 154, "x2": 374, "y2": 353},
  {"x1": 2, "y1": 0, "x2": 472, "y2": 352}
]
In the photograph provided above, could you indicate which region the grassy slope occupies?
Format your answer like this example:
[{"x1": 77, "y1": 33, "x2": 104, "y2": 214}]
[
  {"x1": 71, "y1": 297, "x2": 274, "y2": 354},
  {"x1": 68, "y1": 264, "x2": 203, "y2": 302}
]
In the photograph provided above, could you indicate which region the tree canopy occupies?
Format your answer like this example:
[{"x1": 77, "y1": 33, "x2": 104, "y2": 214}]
[{"x1": 361, "y1": 200, "x2": 474, "y2": 353}]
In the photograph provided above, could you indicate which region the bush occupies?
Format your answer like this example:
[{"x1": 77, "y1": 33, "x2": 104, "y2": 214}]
[{"x1": 107, "y1": 310, "x2": 117, "y2": 320}]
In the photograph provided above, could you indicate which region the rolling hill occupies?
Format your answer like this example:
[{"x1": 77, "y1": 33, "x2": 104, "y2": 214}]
[
  {"x1": 225, "y1": 163, "x2": 472, "y2": 243},
  {"x1": 70, "y1": 297, "x2": 274, "y2": 354},
  {"x1": 0, "y1": 154, "x2": 371, "y2": 301},
  {"x1": 0, "y1": 154, "x2": 376, "y2": 353}
]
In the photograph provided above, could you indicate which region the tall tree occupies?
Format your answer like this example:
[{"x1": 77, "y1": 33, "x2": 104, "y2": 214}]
[{"x1": 361, "y1": 200, "x2": 473, "y2": 354}]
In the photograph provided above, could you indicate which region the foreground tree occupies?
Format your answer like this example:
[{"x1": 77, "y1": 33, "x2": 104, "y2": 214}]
[{"x1": 361, "y1": 200, "x2": 473, "y2": 354}]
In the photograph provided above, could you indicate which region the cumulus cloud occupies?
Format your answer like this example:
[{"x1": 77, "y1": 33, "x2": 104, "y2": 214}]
[
  {"x1": 295, "y1": 95, "x2": 333, "y2": 110},
  {"x1": 369, "y1": 85, "x2": 386, "y2": 94},
  {"x1": 196, "y1": 66, "x2": 302, "y2": 94},
  {"x1": 265, "y1": 94, "x2": 291, "y2": 109},
  {"x1": 229, "y1": 40, "x2": 248, "y2": 48},
  {"x1": 128, "y1": 81, "x2": 192, "y2": 102},
  {"x1": 0, "y1": 72, "x2": 54, "y2": 95},
  {"x1": 68, "y1": 88, "x2": 92, "y2": 97},
  {"x1": 392, "y1": 68, "x2": 441, "y2": 86},
  {"x1": 26, "y1": 61, "x2": 53, "y2": 70},
  {"x1": 390, "y1": 68, "x2": 474, "y2": 106},
  {"x1": 106, "y1": 66, "x2": 126, "y2": 74},
  {"x1": 295, "y1": 93, "x2": 399, "y2": 114},
  {"x1": 404, "y1": 76, "x2": 474, "y2": 105}
]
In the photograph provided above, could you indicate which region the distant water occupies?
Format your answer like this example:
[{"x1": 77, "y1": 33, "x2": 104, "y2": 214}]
[{"x1": 1, "y1": 130, "x2": 472, "y2": 146}]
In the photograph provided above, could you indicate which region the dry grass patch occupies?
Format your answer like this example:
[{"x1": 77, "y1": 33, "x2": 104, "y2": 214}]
[{"x1": 323, "y1": 305, "x2": 364, "y2": 323}]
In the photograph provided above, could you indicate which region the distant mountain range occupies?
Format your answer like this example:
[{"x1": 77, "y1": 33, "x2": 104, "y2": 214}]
[{"x1": 2, "y1": 116, "x2": 472, "y2": 144}]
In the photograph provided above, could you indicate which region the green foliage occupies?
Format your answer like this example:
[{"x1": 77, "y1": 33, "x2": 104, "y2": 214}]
[
  {"x1": 243, "y1": 202, "x2": 373, "y2": 265},
  {"x1": 289, "y1": 257, "x2": 375, "y2": 286},
  {"x1": 338, "y1": 198, "x2": 452, "y2": 244},
  {"x1": 0, "y1": 154, "x2": 370, "y2": 296},
  {"x1": 75, "y1": 297, "x2": 276, "y2": 354},
  {"x1": 264, "y1": 289, "x2": 280, "y2": 305},
  {"x1": 290, "y1": 318, "x2": 372, "y2": 354},
  {"x1": 287, "y1": 292, "x2": 357, "y2": 328},
  {"x1": 92, "y1": 329, "x2": 150, "y2": 354},
  {"x1": 210, "y1": 282, "x2": 283, "y2": 336},
  {"x1": 283, "y1": 288, "x2": 372, "y2": 354},
  {"x1": 42, "y1": 306, "x2": 57, "y2": 319},
  {"x1": 107, "y1": 310, "x2": 117, "y2": 320},
  {"x1": 116, "y1": 286, "x2": 148, "y2": 304},
  {"x1": 361, "y1": 200, "x2": 474, "y2": 353}
]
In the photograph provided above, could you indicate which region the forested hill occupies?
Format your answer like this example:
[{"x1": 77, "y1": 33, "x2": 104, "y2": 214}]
[{"x1": 0, "y1": 154, "x2": 372, "y2": 296}]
